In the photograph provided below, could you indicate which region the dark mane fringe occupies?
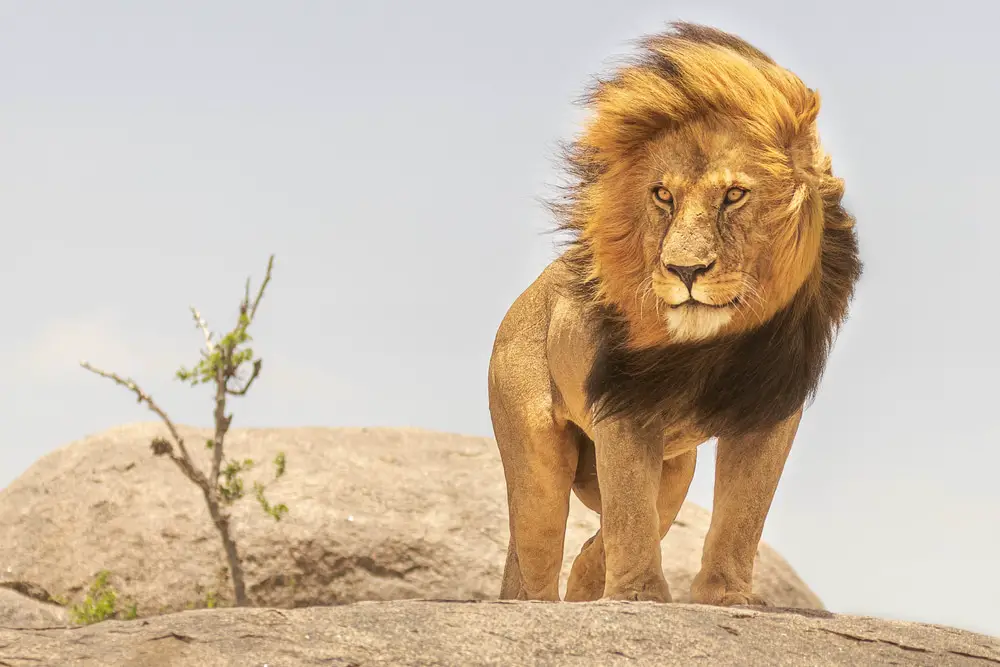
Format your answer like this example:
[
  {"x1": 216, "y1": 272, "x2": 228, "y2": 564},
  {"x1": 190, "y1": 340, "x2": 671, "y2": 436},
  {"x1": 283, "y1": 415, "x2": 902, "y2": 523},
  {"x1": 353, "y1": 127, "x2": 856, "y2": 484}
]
[
  {"x1": 545, "y1": 139, "x2": 606, "y2": 303},
  {"x1": 585, "y1": 216, "x2": 861, "y2": 437}
]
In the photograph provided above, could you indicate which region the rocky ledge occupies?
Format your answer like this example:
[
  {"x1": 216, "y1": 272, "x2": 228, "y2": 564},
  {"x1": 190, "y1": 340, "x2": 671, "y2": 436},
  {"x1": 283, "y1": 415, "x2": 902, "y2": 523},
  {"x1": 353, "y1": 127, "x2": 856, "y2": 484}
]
[{"x1": 4, "y1": 600, "x2": 999, "y2": 667}]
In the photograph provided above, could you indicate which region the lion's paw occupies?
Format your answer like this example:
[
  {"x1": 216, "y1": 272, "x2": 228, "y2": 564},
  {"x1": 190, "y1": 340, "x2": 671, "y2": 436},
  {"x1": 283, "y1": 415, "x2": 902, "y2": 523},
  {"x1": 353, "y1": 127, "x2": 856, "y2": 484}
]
[
  {"x1": 603, "y1": 577, "x2": 673, "y2": 603},
  {"x1": 690, "y1": 572, "x2": 770, "y2": 607},
  {"x1": 691, "y1": 586, "x2": 770, "y2": 607},
  {"x1": 605, "y1": 589, "x2": 673, "y2": 603},
  {"x1": 717, "y1": 591, "x2": 770, "y2": 607}
]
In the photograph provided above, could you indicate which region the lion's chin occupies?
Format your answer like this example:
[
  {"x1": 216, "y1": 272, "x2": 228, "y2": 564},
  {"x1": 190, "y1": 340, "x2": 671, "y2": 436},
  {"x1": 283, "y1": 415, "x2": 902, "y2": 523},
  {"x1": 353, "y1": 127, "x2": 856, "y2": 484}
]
[{"x1": 664, "y1": 301, "x2": 735, "y2": 342}]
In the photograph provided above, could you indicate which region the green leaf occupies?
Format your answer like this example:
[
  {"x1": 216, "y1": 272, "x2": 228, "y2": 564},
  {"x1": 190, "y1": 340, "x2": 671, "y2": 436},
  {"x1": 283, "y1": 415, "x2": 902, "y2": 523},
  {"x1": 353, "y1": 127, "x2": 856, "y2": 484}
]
[{"x1": 253, "y1": 481, "x2": 289, "y2": 521}]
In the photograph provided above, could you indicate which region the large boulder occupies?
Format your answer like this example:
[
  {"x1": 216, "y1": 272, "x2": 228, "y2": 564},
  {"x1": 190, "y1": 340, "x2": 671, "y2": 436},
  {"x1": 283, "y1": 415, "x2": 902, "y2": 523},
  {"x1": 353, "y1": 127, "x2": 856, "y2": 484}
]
[
  {"x1": 3, "y1": 601, "x2": 998, "y2": 666},
  {"x1": 0, "y1": 423, "x2": 821, "y2": 616}
]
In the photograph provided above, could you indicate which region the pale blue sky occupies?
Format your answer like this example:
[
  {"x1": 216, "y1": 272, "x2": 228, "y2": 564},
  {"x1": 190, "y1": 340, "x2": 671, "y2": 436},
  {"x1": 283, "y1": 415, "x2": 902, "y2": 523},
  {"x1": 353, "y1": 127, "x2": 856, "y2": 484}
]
[{"x1": 2, "y1": 0, "x2": 998, "y2": 637}]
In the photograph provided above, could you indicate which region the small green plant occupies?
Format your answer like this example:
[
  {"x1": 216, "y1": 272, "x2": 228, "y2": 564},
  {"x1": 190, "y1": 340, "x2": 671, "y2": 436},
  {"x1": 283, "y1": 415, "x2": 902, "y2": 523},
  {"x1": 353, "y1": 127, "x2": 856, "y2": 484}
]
[
  {"x1": 185, "y1": 588, "x2": 220, "y2": 610},
  {"x1": 205, "y1": 589, "x2": 218, "y2": 609},
  {"x1": 81, "y1": 254, "x2": 288, "y2": 607},
  {"x1": 69, "y1": 570, "x2": 137, "y2": 624}
]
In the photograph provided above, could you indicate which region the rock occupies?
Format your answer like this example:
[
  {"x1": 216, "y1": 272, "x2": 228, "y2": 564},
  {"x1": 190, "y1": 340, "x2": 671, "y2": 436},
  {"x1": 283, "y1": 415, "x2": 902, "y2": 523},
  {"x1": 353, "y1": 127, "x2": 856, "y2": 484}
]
[
  {"x1": 0, "y1": 423, "x2": 820, "y2": 617},
  {"x1": 3, "y1": 600, "x2": 998, "y2": 666},
  {"x1": 0, "y1": 583, "x2": 68, "y2": 628}
]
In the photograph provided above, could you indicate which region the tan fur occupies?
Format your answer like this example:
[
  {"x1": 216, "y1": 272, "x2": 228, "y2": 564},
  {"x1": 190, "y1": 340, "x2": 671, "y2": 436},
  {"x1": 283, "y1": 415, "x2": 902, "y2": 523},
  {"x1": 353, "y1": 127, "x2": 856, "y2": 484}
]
[{"x1": 489, "y1": 23, "x2": 860, "y2": 604}]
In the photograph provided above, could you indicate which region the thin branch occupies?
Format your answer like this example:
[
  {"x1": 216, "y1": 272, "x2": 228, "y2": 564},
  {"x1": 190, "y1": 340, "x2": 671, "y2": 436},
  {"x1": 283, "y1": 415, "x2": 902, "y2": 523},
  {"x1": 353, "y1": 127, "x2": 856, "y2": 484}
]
[
  {"x1": 248, "y1": 254, "x2": 274, "y2": 322},
  {"x1": 190, "y1": 307, "x2": 215, "y2": 353},
  {"x1": 227, "y1": 359, "x2": 262, "y2": 396},
  {"x1": 79, "y1": 361, "x2": 208, "y2": 491},
  {"x1": 210, "y1": 256, "x2": 273, "y2": 482},
  {"x1": 210, "y1": 361, "x2": 229, "y2": 487}
]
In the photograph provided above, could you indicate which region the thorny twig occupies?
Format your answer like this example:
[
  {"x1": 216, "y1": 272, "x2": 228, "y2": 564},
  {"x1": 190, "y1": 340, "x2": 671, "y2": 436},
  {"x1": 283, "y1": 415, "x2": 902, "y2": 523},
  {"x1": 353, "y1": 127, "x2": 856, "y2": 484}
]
[
  {"x1": 190, "y1": 307, "x2": 215, "y2": 353},
  {"x1": 77, "y1": 362, "x2": 208, "y2": 490}
]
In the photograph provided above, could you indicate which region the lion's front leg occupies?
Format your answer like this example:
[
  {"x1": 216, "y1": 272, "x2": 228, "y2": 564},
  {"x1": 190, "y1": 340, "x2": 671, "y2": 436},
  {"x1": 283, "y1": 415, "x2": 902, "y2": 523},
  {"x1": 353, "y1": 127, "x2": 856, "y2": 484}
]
[
  {"x1": 593, "y1": 419, "x2": 671, "y2": 602},
  {"x1": 690, "y1": 408, "x2": 802, "y2": 607}
]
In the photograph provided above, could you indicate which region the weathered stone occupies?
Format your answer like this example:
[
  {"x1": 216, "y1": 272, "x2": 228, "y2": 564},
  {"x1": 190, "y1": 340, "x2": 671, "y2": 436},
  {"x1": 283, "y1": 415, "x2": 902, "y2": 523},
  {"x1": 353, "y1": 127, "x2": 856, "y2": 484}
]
[
  {"x1": 3, "y1": 600, "x2": 998, "y2": 666},
  {"x1": 0, "y1": 423, "x2": 821, "y2": 616}
]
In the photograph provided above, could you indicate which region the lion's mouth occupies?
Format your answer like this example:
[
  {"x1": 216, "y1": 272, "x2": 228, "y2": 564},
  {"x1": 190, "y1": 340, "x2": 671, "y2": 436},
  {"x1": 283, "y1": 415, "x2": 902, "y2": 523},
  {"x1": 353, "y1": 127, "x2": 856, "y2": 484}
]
[{"x1": 670, "y1": 296, "x2": 740, "y2": 310}]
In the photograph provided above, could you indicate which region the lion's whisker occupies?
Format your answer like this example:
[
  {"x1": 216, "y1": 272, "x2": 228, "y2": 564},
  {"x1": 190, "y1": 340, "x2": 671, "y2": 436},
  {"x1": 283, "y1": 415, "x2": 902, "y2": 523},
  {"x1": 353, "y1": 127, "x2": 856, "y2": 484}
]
[
  {"x1": 641, "y1": 283, "x2": 655, "y2": 319},
  {"x1": 730, "y1": 271, "x2": 766, "y2": 321}
]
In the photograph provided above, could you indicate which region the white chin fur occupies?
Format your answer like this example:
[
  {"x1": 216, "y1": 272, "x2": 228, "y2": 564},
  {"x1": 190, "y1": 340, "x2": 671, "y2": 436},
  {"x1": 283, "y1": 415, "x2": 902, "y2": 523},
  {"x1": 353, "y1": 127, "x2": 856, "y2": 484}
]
[{"x1": 665, "y1": 305, "x2": 733, "y2": 342}]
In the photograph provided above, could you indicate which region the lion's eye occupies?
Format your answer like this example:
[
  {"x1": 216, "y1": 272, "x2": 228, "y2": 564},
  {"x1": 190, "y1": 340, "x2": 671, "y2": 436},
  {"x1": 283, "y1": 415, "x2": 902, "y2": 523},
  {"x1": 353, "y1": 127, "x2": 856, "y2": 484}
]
[
  {"x1": 652, "y1": 186, "x2": 673, "y2": 206},
  {"x1": 724, "y1": 187, "x2": 747, "y2": 205}
]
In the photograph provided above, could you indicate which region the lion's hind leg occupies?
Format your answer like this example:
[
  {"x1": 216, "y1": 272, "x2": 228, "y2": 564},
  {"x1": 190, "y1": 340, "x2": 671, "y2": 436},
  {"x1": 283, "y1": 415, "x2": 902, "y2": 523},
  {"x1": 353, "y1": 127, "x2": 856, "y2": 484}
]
[
  {"x1": 492, "y1": 391, "x2": 579, "y2": 601},
  {"x1": 564, "y1": 435, "x2": 605, "y2": 602},
  {"x1": 565, "y1": 448, "x2": 697, "y2": 602}
]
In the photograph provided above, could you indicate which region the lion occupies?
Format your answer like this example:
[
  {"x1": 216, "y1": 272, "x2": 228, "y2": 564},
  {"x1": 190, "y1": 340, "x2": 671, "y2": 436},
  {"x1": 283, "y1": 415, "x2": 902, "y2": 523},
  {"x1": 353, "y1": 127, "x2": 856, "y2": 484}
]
[{"x1": 488, "y1": 22, "x2": 861, "y2": 605}]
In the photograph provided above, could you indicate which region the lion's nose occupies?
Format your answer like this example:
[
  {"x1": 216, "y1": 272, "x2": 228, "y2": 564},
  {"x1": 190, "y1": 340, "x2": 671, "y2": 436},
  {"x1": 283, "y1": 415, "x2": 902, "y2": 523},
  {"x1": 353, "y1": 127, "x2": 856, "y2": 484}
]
[{"x1": 664, "y1": 261, "x2": 714, "y2": 291}]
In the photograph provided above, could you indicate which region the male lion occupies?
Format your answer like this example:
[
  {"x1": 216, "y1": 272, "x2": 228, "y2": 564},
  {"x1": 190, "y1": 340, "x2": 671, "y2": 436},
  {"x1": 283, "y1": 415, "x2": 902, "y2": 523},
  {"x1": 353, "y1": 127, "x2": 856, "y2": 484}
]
[{"x1": 488, "y1": 22, "x2": 861, "y2": 605}]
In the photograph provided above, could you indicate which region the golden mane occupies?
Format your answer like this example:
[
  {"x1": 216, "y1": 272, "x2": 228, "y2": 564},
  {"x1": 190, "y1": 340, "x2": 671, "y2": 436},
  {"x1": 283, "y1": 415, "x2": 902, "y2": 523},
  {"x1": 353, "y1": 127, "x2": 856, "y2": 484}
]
[
  {"x1": 548, "y1": 21, "x2": 862, "y2": 433},
  {"x1": 553, "y1": 22, "x2": 853, "y2": 334}
]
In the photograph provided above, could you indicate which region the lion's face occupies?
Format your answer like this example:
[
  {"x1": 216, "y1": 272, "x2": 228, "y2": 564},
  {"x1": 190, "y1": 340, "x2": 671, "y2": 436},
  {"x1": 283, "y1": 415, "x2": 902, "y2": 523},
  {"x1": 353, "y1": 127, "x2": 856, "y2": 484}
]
[
  {"x1": 606, "y1": 118, "x2": 822, "y2": 344},
  {"x1": 560, "y1": 26, "x2": 839, "y2": 349}
]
